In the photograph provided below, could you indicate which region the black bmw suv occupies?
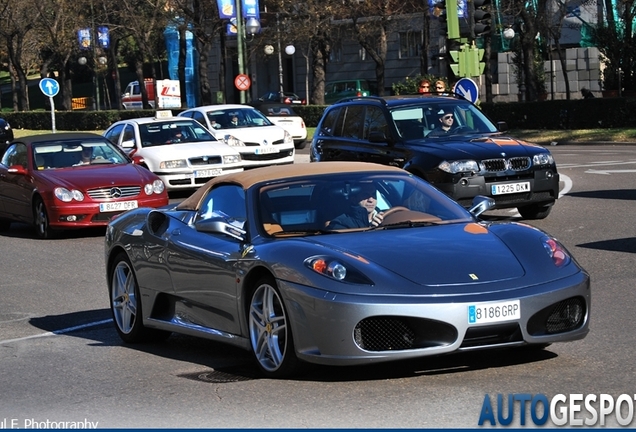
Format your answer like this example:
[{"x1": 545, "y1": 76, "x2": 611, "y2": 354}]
[{"x1": 310, "y1": 95, "x2": 559, "y2": 219}]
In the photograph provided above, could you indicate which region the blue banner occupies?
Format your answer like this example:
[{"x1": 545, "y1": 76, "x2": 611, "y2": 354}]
[
  {"x1": 78, "y1": 28, "x2": 91, "y2": 50},
  {"x1": 217, "y1": 0, "x2": 260, "y2": 19},
  {"x1": 97, "y1": 26, "x2": 110, "y2": 49},
  {"x1": 428, "y1": 0, "x2": 467, "y2": 19}
]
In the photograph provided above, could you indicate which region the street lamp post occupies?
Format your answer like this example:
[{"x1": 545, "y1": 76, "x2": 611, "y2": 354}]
[{"x1": 235, "y1": 0, "x2": 260, "y2": 103}]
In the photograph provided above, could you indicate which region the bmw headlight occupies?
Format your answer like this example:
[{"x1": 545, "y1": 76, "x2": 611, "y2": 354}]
[
  {"x1": 533, "y1": 153, "x2": 554, "y2": 165},
  {"x1": 54, "y1": 187, "x2": 84, "y2": 202},
  {"x1": 159, "y1": 159, "x2": 187, "y2": 169},
  {"x1": 438, "y1": 160, "x2": 479, "y2": 174},
  {"x1": 224, "y1": 135, "x2": 246, "y2": 147},
  {"x1": 223, "y1": 154, "x2": 242, "y2": 164},
  {"x1": 144, "y1": 179, "x2": 165, "y2": 195},
  {"x1": 305, "y1": 256, "x2": 373, "y2": 284}
]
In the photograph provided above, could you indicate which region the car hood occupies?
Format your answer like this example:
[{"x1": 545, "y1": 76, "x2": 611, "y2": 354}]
[
  {"x1": 38, "y1": 164, "x2": 157, "y2": 190},
  {"x1": 418, "y1": 136, "x2": 547, "y2": 158},
  {"x1": 139, "y1": 141, "x2": 239, "y2": 158},
  {"x1": 214, "y1": 125, "x2": 288, "y2": 145},
  {"x1": 310, "y1": 223, "x2": 526, "y2": 288}
]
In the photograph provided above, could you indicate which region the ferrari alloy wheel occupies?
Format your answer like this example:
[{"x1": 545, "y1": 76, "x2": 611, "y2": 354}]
[
  {"x1": 110, "y1": 253, "x2": 170, "y2": 343},
  {"x1": 33, "y1": 197, "x2": 57, "y2": 239},
  {"x1": 248, "y1": 277, "x2": 300, "y2": 378}
]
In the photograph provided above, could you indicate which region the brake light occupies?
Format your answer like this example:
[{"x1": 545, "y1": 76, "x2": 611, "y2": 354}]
[{"x1": 356, "y1": 91, "x2": 362, "y2": 97}]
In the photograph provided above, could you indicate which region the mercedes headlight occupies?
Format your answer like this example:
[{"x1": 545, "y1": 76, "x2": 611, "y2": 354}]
[
  {"x1": 54, "y1": 187, "x2": 84, "y2": 202},
  {"x1": 144, "y1": 179, "x2": 165, "y2": 195}
]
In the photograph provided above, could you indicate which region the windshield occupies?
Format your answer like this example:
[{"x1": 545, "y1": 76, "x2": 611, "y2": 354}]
[
  {"x1": 258, "y1": 173, "x2": 472, "y2": 235},
  {"x1": 391, "y1": 100, "x2": 499, "y2": 140},
  {"x1": 138, "y1": 120, "x2": 217, "y2": 147},
  {"x1": 33, "y1": 138, "x2": 129, "y2": 169},
  {"x1": 205, "y1": 108, "x2": 273, "y2": 129}
]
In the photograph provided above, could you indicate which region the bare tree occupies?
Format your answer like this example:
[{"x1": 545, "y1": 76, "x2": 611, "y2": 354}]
[
  {"x1": 116, "y1": 0, "x2": 171, "y2": 108},
  {"x1": 341, "y1": 0, "x2": 426, "y2": 96},
  {"x1": 0, "y1": 0, "x2": 40, "y2": 111}
]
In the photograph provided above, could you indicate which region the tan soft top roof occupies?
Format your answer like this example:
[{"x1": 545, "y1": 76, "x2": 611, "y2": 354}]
[{"x1": 176, "y1": 161, "x2": 405, "y2": 211}]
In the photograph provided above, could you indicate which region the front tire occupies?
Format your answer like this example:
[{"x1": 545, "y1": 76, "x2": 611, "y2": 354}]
[
  {"x1": 517, "y1": 203, "x2": 552, "y2": 220},
  {"x1": 109, "y1": 252, "x2": 170, "y2": 343},
  {"x1": 248, "y1": 277, "x2": 301, "y2": 378},
  {"x1": 33, "y1": 197, "x2": 57, "y2": 239}
]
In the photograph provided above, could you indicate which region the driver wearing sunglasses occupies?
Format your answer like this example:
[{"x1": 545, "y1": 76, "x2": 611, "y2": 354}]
[{"x1": 432, "y1": 108, "x2": 456, "y2": 134}]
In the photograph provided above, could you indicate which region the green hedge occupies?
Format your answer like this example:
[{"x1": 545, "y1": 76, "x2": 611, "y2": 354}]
[{"x1": 2, "y1": 98, "x2": 633, "y2": 131}]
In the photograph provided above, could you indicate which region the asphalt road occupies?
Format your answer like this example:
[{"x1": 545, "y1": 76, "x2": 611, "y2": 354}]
[{"x1": 1, "y1": 144, "x2": 635, "y2": 428}]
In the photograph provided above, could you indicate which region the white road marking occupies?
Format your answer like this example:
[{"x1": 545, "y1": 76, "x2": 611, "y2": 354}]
[{"x1": 0, "y1": 318, "x2": 112, "y2": 345}]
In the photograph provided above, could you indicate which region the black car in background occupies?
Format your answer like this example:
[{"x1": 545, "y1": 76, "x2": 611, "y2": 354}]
[{"x1": 310, "y1": 95, "x2": 560, "y2": 219}]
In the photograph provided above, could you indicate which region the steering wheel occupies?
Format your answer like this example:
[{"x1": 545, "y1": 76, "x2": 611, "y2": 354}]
[
  {"x1": 379, "y1": 206, "x2": 409, "y2": 222},
  {"x1": 452, "y1": 126, "x2": 473, "y2": 133}
]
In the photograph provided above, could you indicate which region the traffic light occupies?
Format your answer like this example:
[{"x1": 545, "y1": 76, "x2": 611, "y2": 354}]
[
  {"x1": 472, "y1": 0, "x2": 492, "y2": 37},
  {"x1": 433, "y1": 0, "x2": 460, "y2": 40}
]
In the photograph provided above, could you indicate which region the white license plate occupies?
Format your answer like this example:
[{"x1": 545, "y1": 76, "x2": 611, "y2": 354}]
[
  {"x1": 468, "y1": 300, "x2": 520, "y2": 324},
  {"x1": 255, "y1": 147, "x2": 279, "y2": 155},
  {"x1": 99, "y1": 200, "x2": 138, "y2": 213},
  {"x1": 491, "y1": 181, "x2": 530, "y2": 195},
  {"x1": 194, "y1": 169, "x2": 222, "y2": 178}
]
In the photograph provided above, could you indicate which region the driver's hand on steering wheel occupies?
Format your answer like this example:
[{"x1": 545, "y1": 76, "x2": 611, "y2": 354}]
[{"x1": 370, "y1": 211, "x2": 384, "y2": 227}]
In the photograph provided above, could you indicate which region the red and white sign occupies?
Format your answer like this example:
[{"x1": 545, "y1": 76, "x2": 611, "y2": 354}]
[{"x1": 234, "y1": 74, "x2": 251, "y2": 91}]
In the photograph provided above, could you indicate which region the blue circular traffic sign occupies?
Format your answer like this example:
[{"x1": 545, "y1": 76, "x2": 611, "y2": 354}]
[
  {"x1": 39, "y1": 78, "x2": 60, "y2": 98},
  {"x1": 453, "y1": 78, "x2": 479, "y2": 104}
]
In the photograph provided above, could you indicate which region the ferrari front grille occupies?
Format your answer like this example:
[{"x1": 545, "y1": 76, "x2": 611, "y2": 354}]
[
  {"x1": 527, "y1": 296, "x2": 586, "y2": 336},
  {"x1": 354, "y1": 316, "x2": 457, "y2": 351},
  {"x1": 460, "y1": 322, "x2": 522, "y2": 348},
  {"x1": 87, "y1": 186, "x2": 141, "y2": 200}
]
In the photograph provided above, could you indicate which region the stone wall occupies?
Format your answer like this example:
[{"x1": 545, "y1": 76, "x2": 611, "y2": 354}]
[{"x1": 486, "y1": 47, "x2": 601, "y2": 102}]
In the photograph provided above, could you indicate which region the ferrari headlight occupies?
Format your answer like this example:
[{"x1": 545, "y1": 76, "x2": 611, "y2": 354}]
[
  {"x1": 144, "y1": 179, "x2": 165, "y2": 195},
  {"x1": 438, "y1": 160, "x2": 479, "y2": 174},
  {"x1": 533, "y1": 153, "x2": 554, "y2": 165},
  {"x1": 305, "y1": 256, "x2": 373, "y2": 284},
  {"x1": 542, "y1": 236, "x2": 571, "y2": 267},
  {"x1": 223, "y1": 135, "x2": 246, "y2": 147},
  {"x1": 159, "y1": 159, "x2": 187, "y2": 169},
  {"x1": 54, "y1": 187, "x2": 84, "y2": 202},
  {"x1": 223, "y1": 154, "x2": 242, "y2": 164}
]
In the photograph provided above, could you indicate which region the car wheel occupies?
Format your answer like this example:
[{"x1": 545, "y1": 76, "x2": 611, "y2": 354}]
[
  {"x1": 33, "y1": 197, "x2": 57, "y2": 239},
  {"x1": 294, "y1": 140, "x2": 307, "y2": 150},
  {"x1": 517, "y1": 203, "x2": 552, "y2": 220},
  {"x1": 109, "y1": 252, "x2": 171, "y2": 343},
  {"x1": 248, "y1": 277, "x2": 301, "y2": 378}
]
